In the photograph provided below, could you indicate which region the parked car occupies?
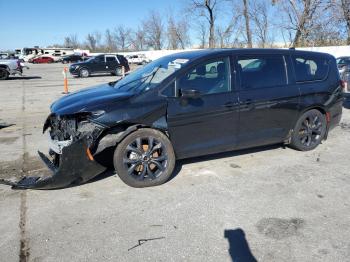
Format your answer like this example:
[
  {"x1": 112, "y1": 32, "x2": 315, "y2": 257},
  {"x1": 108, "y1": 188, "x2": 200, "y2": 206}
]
[
  {"x1": 13, "y1": 49, "x2": 344, "y2": 189},
  {"x1": 69, "y1": 54, "x2": 130, "y2": 77},
  {"x1": 31, "y1": 56, "x2": 54, "y2": 64},
  {"x1": 0, "y1": 59, "x2": 25, "y2": 80},
  {"x1": 337, "y1": 57, "x2": 350, "y2": 93},
  {"x1": 0, "y1": 53, "x2": 9, "y2": 59},
  {"x1": 127, "y1": 54, "x2": 151, "y2": 65},
  {"x1": 337, "y1": 56, "x2": 350, "y2": 72},
  {"x1": 61, "y1": 54, "x2": 89, "y2": 64}
]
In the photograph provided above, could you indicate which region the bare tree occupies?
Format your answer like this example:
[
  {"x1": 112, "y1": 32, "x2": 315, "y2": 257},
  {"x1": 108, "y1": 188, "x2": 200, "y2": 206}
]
[
  {"x1": 275, "y1": 0, "x2": 323, "y2": 47},
  {"x1": 242, "y1": 0, "x2": 253, "y2": 47},
  {"x1": 114, "y1": 25, "x2": 132, "y2": 51},
  {"x1": 131, "y1": 28, "x2": 147, "y2": 51},
  {"x1": 215, "y1": 13, "x2": 242, "y2": 47},
  {"x1": 340, "y1": 0, "x2": 350, "y2": 44},
  {"x1": 105, "y1": 29, "x2": 117, "y2": 52},
  {"x1": 64, "y1": 34, "x2": 79, "y2": 48},
  {"x1": 196, "y1": 23, "x2": 208, "y2": 48},
  {"x1": 167, "y1": 15, "x2": 191, "y2": 49},
  {"x1": 189, "y1": 0, "x2": 219, "y2": 48},
  {"x1": 85, "y1": 33, "x2": 98, "y2": 51},
  {"x1": 251, "y1": 0, "x2": 272, "y2": 47},
  {"x1": 142, "y1": 11, "x2": 164, "y2": 50}
]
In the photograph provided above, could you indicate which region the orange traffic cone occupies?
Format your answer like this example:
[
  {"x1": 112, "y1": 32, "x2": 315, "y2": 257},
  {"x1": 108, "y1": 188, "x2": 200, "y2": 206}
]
[{"x1": 62, "y1": 67, "x2": 69, "y2": 94}]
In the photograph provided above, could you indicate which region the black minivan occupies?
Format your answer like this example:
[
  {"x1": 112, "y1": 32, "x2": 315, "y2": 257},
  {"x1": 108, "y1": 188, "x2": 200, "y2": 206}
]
[{"x1": 14, "y1": 49, "x2": 344, "y2": 189}]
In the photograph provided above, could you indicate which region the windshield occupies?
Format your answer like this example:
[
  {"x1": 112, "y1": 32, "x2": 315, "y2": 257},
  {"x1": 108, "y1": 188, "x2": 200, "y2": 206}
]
[
  {"x1": 337, "y1": 58, "x2": 350, "y2": 65},
  {"x1": 86, "y1": 57, "x2": 96, "y2": 62},
  {"x1": 114, "y1": 55, "x2": 190, "y2": 92}
]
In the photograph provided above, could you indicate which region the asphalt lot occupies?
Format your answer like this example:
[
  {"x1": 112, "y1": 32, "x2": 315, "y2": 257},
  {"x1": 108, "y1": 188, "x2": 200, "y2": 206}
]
[{"x1": 0, "y1": 63, "x2": 350, "y2": 262}]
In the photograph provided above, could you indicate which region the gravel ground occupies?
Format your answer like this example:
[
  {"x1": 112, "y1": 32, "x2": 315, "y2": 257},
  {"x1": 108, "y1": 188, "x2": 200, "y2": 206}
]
[{"x1": 0, "y1": 63, "x2": 349, "y2": 262}]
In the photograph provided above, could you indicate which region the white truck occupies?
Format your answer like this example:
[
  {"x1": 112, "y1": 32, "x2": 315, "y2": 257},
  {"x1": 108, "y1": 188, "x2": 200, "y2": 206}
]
[{"x1": 0, "y1": 59, "x2": 26, "y2": 80}]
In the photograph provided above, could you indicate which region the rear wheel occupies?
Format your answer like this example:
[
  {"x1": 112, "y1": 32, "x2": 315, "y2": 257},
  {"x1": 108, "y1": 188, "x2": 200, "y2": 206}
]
[
  {"x1": 115, "y1": 67, "x2": 123, "y2": 76},
  {"x1": 0, "y1": 68, "x2": 9, "y2": 80},
  {"x1": 290, "y1": 109, "x2": 327, "y2": 151},
  {"x1": 79, "y1": 68, "x2": 89, "y2": 78},
  {"x1": 113, "y1": 128, "x2": 176, "y2": 187}
]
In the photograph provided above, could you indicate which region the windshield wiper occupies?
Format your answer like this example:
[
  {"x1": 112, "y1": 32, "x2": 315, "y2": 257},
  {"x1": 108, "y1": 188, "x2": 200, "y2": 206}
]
[
  {"x1": 114, "y1": 67, "x2": 160, "y2": 90},
  {"x1": 118, "y1": 66, "x2": 161, "y2": 92}
]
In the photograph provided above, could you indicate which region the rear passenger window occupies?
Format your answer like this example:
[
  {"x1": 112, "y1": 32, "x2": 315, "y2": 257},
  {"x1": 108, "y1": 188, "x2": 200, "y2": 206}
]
[
  {"x1": 238, "y1": 56, "x2": 287, "y2": 89},
  {"x1": 293, "y1": 56, "x2": 329, "y2": 82},
  {"x1": 106, "y1": 56, "x2": 116, "y2": 62}
]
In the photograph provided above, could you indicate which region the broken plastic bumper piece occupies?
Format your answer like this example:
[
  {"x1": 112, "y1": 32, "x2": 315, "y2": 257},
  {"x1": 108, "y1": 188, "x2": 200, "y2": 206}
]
[{"x1": 12, "y1": 138, "x2": 106, "y2": 189}]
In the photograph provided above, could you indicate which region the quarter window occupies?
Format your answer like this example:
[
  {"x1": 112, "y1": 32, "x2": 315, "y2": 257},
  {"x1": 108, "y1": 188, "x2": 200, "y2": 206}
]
[
  {"x1": 293, "y1": 56, "x2": 329, "y2": 82},
  {"x1": 178, "y1": 57, "x2": 231, "y2": 95},
  {"x1": 238, "y1": 55, "x2": 287, "y2": 89}
]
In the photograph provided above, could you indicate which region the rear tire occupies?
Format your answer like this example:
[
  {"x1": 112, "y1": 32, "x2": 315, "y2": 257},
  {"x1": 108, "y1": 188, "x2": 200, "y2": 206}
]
[
  {"x1": 79, "y1": 68, "x2": 89, "y2": 78},
  {"x1": 0, "y1": 68, "x2": 9, "y2": 80},
  {"x1": 113, "y1": 128, "x2": 176, "y2": 188},
  {"x1": 115, "y1": 67, "x2": 123, "y2": 76},
  {"x1": 290, "y1": 109, "x2": 327, "y2": 151}
]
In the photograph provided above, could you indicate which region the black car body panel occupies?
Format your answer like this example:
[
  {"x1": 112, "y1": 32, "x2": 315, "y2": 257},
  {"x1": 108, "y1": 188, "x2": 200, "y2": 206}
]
[
  {"x1": 9, "y1": 48, "x2": 343, "y2": 189},
  {"x1": 50, "y1": 83, "x2": 134, "y2": 115}
]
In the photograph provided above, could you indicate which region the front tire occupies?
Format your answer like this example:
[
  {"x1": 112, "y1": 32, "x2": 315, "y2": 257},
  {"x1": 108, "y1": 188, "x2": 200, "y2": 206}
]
[
  {"x1": 113, "y1": 128, "x2": 176, "y2": 188},
  {"x1": 290, "y1": 109, "x2": 327, "y2": 151},
  {"x1": 0, "y1": 68, "x2": 9, "y2": 80},
  {"x1": 79, "y1": 68, "x2": 89, "y2": 78}
]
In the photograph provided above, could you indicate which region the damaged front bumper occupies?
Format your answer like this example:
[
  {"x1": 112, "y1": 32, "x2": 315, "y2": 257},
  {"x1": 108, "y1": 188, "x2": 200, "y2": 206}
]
[{"x1": 13, "y1": 138, "x2": 106, "y2": 189}]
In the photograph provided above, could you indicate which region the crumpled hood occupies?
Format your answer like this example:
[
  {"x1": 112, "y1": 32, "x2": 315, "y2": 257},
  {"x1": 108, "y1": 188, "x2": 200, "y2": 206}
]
[{"x1": 51, "y1": 83, "x2": 133, "y2": 115}]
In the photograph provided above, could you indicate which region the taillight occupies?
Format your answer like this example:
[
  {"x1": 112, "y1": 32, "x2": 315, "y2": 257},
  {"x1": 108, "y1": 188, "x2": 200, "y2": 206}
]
[
  {"x1": 326, "y1": 112, "x2": 331, "y2": 123},
  {"x1": 340, "y1": 80, "x2": 346, "y2": 91}
]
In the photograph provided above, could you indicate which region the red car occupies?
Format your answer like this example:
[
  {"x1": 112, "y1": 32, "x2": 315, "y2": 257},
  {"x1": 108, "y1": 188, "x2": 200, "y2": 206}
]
[{"x1": 31, "y1": 56, "x2": 54, "y2": 64}]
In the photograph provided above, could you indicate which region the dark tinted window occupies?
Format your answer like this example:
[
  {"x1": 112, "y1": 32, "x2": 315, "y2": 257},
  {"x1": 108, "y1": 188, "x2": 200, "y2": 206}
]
[
  {"x1": 238, "y1": 55, "x2": 287, "y2": 89},
  {"x1": 117, "y1": 55, "x2": 126, "y2": 64},
  {"x1": 161, "y1": 81, "x2": 176, "y2": 97},
  {"x1": 293, "y1": 55, "x2": 329, "y2": 82},
  {"x1": 95, "y1": 55, "x2": 104, "y2": 62},
  {"x1": 337, "y1": 57, "x2": 350, "y2": 65},
  {"x1": 106, "y1": 56, "x2": 116, "y2": 62},
  {"x1": 178, "y1": 57, "x2": 230, "y2": 95}
]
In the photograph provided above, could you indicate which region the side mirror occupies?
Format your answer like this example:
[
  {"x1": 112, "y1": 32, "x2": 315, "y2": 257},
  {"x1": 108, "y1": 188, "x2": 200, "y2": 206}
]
[{"x1": 180, "y1": 89, "x2": 201, "y2": 99}]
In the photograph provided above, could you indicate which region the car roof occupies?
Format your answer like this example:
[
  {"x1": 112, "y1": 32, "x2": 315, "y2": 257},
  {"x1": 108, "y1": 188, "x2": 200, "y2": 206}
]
[{"x1": 167, "y1": 48, "x2": 334, "y2": 61}]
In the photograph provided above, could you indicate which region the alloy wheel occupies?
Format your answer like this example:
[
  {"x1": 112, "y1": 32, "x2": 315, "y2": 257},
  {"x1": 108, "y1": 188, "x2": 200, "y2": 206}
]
[
  {"x1": 297, "y1": 114, "x2": 324, "y2": 147},
  {"x1": 80, "y1": 69, "x2": 89, "y2": 77},
  {"x1": 123, "y1": 137, "x2": 168, "y2": 181}
]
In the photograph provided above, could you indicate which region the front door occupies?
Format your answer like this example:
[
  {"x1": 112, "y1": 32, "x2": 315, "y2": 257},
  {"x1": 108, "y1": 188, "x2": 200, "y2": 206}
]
[
  {"x1": 93, "y1": 55, "x2": 106, "y2": 72},
  {"x1": 236, "y1": 54, "x2": 300, "y2": 148},
  {"x1": 167, "y1": 56, "x2": 240, "y2": 159}
]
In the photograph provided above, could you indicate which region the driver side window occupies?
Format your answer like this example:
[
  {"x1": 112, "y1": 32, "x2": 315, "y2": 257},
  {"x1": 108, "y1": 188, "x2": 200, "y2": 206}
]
[
  {"x1": 95, "y1": 56, "x2": 105, "y2": 62},
  {"x1": 178, "y1": 57, "x2": 231, "y2": 95}
]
